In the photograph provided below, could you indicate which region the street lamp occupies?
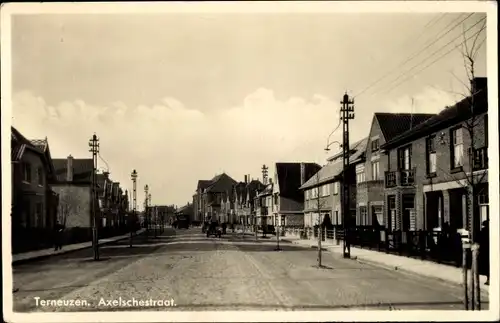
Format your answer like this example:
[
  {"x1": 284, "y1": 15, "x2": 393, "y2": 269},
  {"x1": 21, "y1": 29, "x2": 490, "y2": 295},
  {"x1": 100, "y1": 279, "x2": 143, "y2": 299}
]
[{"x1": 130, "y1": 169, "x2": 138, "y2": 248}]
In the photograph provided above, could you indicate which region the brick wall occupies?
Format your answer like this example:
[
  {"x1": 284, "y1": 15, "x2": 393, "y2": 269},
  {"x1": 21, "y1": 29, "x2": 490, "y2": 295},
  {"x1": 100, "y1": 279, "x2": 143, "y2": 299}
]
[
  {"x1": 52, "y1": 184, "x2": 91, "y2": 228},
  {"x1": 386, "y1": 112, "x2": 487, "y2": 231}
]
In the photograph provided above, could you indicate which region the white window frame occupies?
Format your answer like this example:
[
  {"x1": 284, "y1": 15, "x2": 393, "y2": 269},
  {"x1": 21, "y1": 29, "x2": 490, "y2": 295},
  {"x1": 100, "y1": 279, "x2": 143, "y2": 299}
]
[
  {"x1": 371, "y1": 161, "x2": 380, "y2": 180},
  {"x1": 333, "y1": 182, "x2": 339, "y2": 195},
  {"x1": 452, "y1": 127, "x2": 464, "y2": 168}
]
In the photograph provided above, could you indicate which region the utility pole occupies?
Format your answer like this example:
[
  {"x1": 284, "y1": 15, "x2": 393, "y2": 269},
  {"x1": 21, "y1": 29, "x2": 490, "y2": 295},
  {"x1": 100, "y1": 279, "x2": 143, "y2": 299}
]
[
  {"x1": 149, "y1": 193, "x2": 156, "y2": 238},
  {"x1": 261, "y1": 164, "x2": 268, "y2": 238},
  {"x1": 89, "y1": 133, "x2": 100, "y2": 261},
  {"x1": 340, "y1": 93, "x2": 355, "y2": 259},
  {"x1": 144, "y1": 184, "x2": 149, "y2": 238},
  {"x1": 130, "y1": 169, "x2": 137, "y2": 248}
]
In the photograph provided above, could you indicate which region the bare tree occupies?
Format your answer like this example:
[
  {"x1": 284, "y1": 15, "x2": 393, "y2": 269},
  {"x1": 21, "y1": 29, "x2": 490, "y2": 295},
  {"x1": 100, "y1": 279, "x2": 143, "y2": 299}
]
[
  {"x1": 433, "y1": 18, "x2": 487, "y2": 311},
  {"x1": 58, "y1": 192, "x2": 79, "y2": 227},
  {"x1": 312, "y1": 172, "x2": 329, "y2": 268}
]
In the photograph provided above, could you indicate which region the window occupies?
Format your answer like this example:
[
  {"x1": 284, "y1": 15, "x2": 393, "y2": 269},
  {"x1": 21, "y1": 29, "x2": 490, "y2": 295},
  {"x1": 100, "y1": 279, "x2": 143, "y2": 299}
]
[
  {"x1": 333, "y1": 182, "x2": 339, "y2": 195},
  {"x1": 22, "y1": 163, "x2": 31, "y2": 182},
  {"x1": 388, "y1": 196, "x2": 396, "y2": 231},
  {"x1": 371, "y1": 139, "x2": 380, "y2": 152},
  {"x1": 37, "y1": 167, "x2": 44, "y2": 186},
  {"x1": 373, "y1": 206, "x2": 384, "y2": 226},
  {"x1": 451, "y1": 127, "x2": 464, "y2": 168},
  {"x1": 321, "y1": 184, "x2": 330, "y2": 197},
  {"x1": 426, "y1": 135, "x2": 437, "y2": 175},
  {"x1": 371, "y1": 161, "x2": 380, "y2": 180},
  {"x1": 398, "y1": 145, "x2": 412, "y2": 170},
  {"x1": 359, "y1": 206, "x2": 368, "y2": 226},
  {"x1": 356, "y1": 172, "x2": 365, "y2": 184}
]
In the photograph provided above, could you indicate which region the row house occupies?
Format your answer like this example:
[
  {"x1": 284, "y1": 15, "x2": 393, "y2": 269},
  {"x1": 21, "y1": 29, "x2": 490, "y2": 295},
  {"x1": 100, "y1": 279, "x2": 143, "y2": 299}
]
[
  {"x1": 357, "y1": 112, "x2": 436, "y2": 227},
  {"x1": 381, "y1": 77, "x2": 488, "y2": 234},
  {"x1": 272, "y1": 162, "x2": 322, "y2": 228},
  {"x1": 193, "y1": 180, "x2": 212, "y2": 224},
  {"x1": 11, "y1": 128, "x2": 59, "y2": 252},
  {"x1": 52, "y1": 155, "x2": 98, "y2": 229},
  {"x1": 233, "y1": 176, "x2": 265, "y2": 226},
  {"x1": 301, "y1": 139, "x2": 366, "y2": 228},
  {"x1": 96, "y1": 172, "x2": 129, "y2": 229},
  {"x1": 254, "y1": 182, "x2": 273, "y2": 227},
  {"x1": 221, "y1": 187, "x2": 235, "y2": 224},
  {"x1": 156, "y1": 205, "x2": 176, "y2": 225},
  {"x1": 200, "y1": 173, "x2": 238, "y2": 223}
]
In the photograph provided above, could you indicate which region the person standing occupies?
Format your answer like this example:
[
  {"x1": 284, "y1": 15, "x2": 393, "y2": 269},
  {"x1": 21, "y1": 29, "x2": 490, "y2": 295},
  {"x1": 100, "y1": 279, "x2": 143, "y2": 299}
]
[{"x1": 53, "y1": 220, "x2": 65, "y2": 251}]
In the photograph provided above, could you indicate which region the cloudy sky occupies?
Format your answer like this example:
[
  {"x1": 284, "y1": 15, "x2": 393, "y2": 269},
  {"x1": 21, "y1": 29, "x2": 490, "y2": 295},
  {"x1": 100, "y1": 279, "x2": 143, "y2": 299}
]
[{"x1": 9, "y1": 7, "x2": 487, "y2": 208}]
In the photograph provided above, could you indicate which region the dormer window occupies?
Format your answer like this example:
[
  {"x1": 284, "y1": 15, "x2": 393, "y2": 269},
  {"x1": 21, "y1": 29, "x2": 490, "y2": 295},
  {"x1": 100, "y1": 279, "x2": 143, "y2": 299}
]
[{"x1": 371, "y1": 138, "x2": 380, "y2": 152}]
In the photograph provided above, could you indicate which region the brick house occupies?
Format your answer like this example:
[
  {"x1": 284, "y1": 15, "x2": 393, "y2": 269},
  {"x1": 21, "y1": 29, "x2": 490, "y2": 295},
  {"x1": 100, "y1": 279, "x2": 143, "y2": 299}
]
[
  {"x1": 270, "y1": 162, "x2": 322, "y2": 228},
  {"x1": 234, "y1": 176, "x2": 265, "y2": 227},
  {"x1": 11, "y1": 128, "x2": 59, "y2": 252},
  {"x1": 381, "y1": 77, "x2": 488, "y2": 234},
  {"x1": 255, "y1": 182, "x2": 273, "y2": 228},
  {"x1": 357, "y1": 112, "x2": 436, "y2": 228},
  {"x1": 301, "y1": 138, "x2": 367, "y2": 229},
  {"x1": 201, "y1": 173, "x2": 238, "y2": 223},
  {"x1": 51, "y1": 156, "x2": 98, "y2": 237},
  {"x1": 193, "y1": 180, "x2": 213, "y2": 225}
]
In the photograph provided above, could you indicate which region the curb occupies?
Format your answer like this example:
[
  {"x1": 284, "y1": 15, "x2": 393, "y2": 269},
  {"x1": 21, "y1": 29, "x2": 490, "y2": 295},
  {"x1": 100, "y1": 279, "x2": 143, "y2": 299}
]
[
  {"x1": 12, "y1": 230, "x2": 147, "y2": 265},
  {"x1": 354, "y1": 256, "x2": 490, "y2": 295},
  {"x1": 281, "y1": 238, "x2": 489, "y2": 295}
]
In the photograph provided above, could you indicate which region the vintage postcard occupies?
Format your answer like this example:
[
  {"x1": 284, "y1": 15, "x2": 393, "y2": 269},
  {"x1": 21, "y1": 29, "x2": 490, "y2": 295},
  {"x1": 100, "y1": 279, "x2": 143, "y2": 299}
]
[{"x1": 1, "y1": 1, "x2": 498, "y2": 322}]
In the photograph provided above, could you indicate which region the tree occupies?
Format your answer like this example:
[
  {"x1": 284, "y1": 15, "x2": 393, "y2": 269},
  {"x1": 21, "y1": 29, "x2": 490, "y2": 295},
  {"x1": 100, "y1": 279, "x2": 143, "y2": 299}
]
[
  {"x1": 58, "y1": 190, "x2": 79, "y2": 227},
  {"x1": 311, "y1": 171, "x2": 329, "y2": 268},
  {"x1": 434, "y1": 17, "x2": 487, "y2": 310}
]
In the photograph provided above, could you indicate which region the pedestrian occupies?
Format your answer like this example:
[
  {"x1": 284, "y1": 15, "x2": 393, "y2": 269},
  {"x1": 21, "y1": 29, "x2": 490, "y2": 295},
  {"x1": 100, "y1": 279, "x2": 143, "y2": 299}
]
[
  {"x1": 479, "y1": 219, "x2": 489, "y2": 285},
  {"x1": 53, "y1": 220, "x2": 65, "y2": 251}
]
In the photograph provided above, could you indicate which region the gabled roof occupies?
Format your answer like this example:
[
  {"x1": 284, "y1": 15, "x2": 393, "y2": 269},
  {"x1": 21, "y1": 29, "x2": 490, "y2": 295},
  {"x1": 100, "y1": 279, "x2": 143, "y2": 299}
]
[
  {"x1": 197, "y1": 180, "x2": 212, "y2": 190},
  {"x1": 257, "y1": 183, "x2": 274, "y2": 197},
  {"x1": 30, "y1": 138, "x2": 49, "y2": 152},
  {"x1": 327, "y1": 137, "x2": 368, "y2": 163},
  {"x1": 205, "y1": 173, "x2": 238, "y2": 193},
  {"x1": 96, "y1": 173, "x2": 107, "y2": 195},
  {"x1": 276, "y1": 162, "x2": 322, "y2": 202},
  {"x1": 247, "y1": 179, "x2": 265, "y2": 201},
  {"x1": 382, "y1": 87, "x2": 488, "y2": 150},
  {"x1": 52, "y1": 158, "x2": 94, "y2": 183},
  {"x1": 302, "y1": 138, "x2": 368, "y2": 189},
  {"x1": 374, "y1": 112, "x2": 436, "y2": 142}
]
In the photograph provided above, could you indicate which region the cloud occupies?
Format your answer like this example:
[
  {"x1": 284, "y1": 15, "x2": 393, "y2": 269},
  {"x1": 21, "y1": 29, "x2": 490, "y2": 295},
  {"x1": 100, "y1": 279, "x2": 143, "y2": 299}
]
[
  {"x1": 383, "y1": 86, "x2": 460, "y2": 115},
  {"x1": 11, "y1": 85, "x2": 454, "y2": 206},
  {"x1": 12, "y1": 89, "x2": 339, "y2": 206}
]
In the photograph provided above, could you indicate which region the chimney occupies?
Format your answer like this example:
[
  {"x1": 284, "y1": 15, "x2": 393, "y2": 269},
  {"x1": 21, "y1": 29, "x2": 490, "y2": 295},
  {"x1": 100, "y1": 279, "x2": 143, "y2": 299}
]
[
  {"x1": 471, "y1": 77, "x2": 487, "y2": 95},
  {"x1": 244, "y1": 175, "x2": 248, "y2": 184},
  {"x1": 300, "y1": 163, "x2": 306, "y2": 185},
  {"x1": 103, "y1": 171, "x2": 110, "y2": 179},
  {"x1": 67, "y1": 155, "x2": 74, "y2": 182}
]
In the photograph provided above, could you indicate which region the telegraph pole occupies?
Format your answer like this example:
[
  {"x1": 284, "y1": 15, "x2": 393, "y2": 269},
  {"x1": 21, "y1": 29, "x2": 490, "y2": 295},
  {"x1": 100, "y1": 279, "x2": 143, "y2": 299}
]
[
  {"x1": 144, "y1": 185, "x2": 149, "y2": 238},
  {"x1": 261, "y1": 164, "x2": 268, "y2": 238},
  {"x1": 89, "y1": 133, "x2": 100, "y2": 261},
  {"x1": 340, "y1": 93, "x2": 355, "y2": 259},
  {"x1": 130, "y1": 169, "x2": 138, "y2": 248}
]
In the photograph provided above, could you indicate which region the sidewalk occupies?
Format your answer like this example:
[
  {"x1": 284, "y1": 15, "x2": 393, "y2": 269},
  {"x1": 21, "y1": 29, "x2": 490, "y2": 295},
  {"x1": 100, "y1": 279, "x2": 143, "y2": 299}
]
[
  {"x1": 281, "y1": 234, "x2": 489, "y2": 295},
  {"x1": 12, "y1": 229, "x2": 146, "y2": 264}
]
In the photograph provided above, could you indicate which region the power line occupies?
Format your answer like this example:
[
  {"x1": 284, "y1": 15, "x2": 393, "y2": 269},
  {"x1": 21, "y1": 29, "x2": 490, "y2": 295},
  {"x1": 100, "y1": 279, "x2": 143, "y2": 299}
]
[
  {"x1": 98, "y1": 153, "x2": 110, "y2": 172},
  {"x1": 377, "y1": 25, "x2": 486, "y2": 96},
  {"x1": 354, "y1": 13, "x2": 474, "y2": 99}
]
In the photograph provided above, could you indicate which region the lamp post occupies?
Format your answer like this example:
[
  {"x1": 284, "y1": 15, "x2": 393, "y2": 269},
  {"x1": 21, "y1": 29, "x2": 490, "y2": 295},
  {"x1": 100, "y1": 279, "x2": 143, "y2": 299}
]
[{"x1": 130, "y1": 169, "x2": 138, "y2": 248}]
